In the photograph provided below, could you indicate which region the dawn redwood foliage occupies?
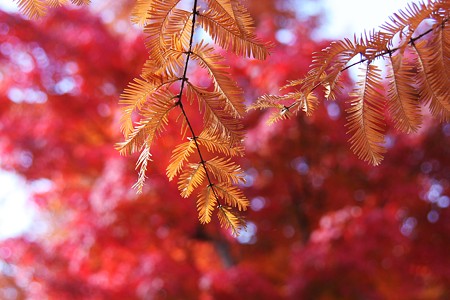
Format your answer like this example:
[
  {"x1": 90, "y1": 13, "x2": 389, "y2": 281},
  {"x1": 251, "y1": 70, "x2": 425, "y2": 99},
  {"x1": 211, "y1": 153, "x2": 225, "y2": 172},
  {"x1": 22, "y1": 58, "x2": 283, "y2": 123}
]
[
  {"x1": 252, "y1": 0, "x2": 449, "y2": 165},
  {"x1": 11, "y1": 0, "x2": 449, "y2": 233},
  {"x1": 0, "y1": 0, "x2": 450, "y2": 299},
  {"x1": 116, "y1": 0, "x2": 272, "y2": 234}
]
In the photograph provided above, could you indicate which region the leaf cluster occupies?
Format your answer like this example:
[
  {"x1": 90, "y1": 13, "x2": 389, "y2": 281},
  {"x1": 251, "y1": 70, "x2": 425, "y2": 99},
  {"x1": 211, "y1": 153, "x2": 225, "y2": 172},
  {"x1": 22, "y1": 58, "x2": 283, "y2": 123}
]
[
  {"x1": 13, "y1": 0, "x2": 90, "y2": 19},
  {"x1": 117, "y1": 0, "x2": 270, "y2": 235},
  {"x1": 251, "y1": 0, "x2": 449, "y2": 165}
]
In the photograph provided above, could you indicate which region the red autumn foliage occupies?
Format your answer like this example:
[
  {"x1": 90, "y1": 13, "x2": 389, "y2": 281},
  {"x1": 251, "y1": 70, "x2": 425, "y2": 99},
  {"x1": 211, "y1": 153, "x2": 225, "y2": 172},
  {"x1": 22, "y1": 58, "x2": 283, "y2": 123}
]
[{"x1": 0, "y1": 2, "x2": 449, "y2": 299}]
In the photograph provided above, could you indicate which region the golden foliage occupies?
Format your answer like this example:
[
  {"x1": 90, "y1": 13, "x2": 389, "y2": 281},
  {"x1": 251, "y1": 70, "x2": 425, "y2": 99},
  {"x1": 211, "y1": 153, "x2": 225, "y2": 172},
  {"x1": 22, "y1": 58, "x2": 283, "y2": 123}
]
[
  {"x1": 217, "y1": 205, "x2": 245, "y2": 236},
  {"x1": 197, "y1": 184, "x2": 217, "y2": 224},
  {"x1": 179, "y1": 163, "x2": 207, "y2": 198},
  {"x1": 166, "y1": 138, "x2": 197, "y2": 182},
  {"x1": 116, "y1": 89, "x2": 176, "y2": 157},
  {"x1": 386, "y1": 51, "x2": 422, "y2": 133},
  {"x1": 46, "y1": 0, "x2": 69, "y2": 8},
  {"x1": 143, "y1": 0, "x2": 185, "y2": 64},
  {"x1": 197, "y1": 7, "x2": 269, "y2": 59},
  {"x1": 205, "y1": 157, "x2": 245, "y2": 185},
  {"x1": 214, "y1": 183, "x2": 249, "y2": 211},
  {"x1": 14, "y1": 0, "x2": 47, "y2": 19},
  {"x1": 186, "y1": 82, "x2": 244, "y2": 144},
  {"x1": 413, "y1": 39, "x2": 450, "y2": 121},
  {"x1": 117, "y1": 0, "x2": 269, "y2": 234},
  {"x1": 131, "y1": 0, "x2": 153, "y2": 26},
  {"x1": 346, "y1": 64, "x2": 386, "y2": 165},
  {"x1": 190, "y1": 42, "x2": 247, "y2": 119},
  {"x1": 196, "y1": 131, "x2": 245, "y2": 157},
  {"x1": 251, "y1": 0, "x2": 449, "y2": 165},
  {"x1": 19, "y1": 0, "x2": 448, "y2": 233},
  {"x1": 13, "y1": 0, "x2": 89, "y2": 18},
  {"x1": 133, "y1": 145, "x2": 152, "y2": 192},
  {"x1": 70, "y1": 0, "x2": 89, "y2": 5}
]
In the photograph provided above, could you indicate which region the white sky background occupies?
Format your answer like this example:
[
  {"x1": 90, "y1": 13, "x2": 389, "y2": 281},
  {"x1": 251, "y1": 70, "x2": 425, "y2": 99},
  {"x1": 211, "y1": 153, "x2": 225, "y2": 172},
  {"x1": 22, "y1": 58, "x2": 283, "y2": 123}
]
[
  {"x1": 320, "y1": 0, "x2": 415, "y2": 38},
  {"x1": 0, "y1": 0, "x2": 419, "y2": 240},
  {"x1": 0, "y1": 171, "x2": 37, "y2": 238}
]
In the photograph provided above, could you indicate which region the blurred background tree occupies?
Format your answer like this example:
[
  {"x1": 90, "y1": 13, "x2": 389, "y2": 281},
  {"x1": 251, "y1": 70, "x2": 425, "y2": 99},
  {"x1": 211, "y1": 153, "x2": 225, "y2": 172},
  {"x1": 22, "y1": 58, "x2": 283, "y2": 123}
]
[{"x1": 0, "y1": 0, "x2": 449, "y2": 299}]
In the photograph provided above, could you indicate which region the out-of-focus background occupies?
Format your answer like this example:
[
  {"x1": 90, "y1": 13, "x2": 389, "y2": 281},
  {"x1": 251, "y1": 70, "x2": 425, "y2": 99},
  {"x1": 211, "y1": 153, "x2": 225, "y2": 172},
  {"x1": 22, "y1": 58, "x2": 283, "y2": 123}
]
[{"x1": 1, "y1": 0, "x2": 449, "y2": 299}]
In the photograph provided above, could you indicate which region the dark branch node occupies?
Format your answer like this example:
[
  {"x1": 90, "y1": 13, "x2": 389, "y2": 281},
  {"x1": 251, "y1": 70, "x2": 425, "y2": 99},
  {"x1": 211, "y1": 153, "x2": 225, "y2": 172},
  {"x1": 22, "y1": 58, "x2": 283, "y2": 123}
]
[{"x1": 281, "y1": 106, "x2": 290, "y2": 114}]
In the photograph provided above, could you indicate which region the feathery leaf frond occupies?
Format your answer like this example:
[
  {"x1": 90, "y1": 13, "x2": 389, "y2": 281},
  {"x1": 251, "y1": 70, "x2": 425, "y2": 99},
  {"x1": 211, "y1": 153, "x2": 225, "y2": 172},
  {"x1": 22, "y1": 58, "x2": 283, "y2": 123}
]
[
  {"x1": 116, "y1": 90, "x2": 176, "y2": 156},
  {"x1": 166, "y1": 138, "x2": 196, "y2": 181},
  {"x1": 386, "y1": 52, "x2": 422, "y2": 133},
  {"x1": 248, "y1": 94, "x2": 287, "y2": 111},
  {"x1": 144, "y1": 0, "x2": 184, "y2": 64},
  {"x1": 413, "y1": 39, "x2": 450, "y2": 121},
  {"x1": 205, "y1": 157, "x2": 245, "y2": 185},
  {"x1": 70, "y1": 0, "x2": 90, "y2": 5},
  {"x1": 214, "y1": 183, "x2": 249, "y2": 211},
  {"x1": 191, "y1": 42, "x2": 246, "y2": 118},
  {"x1": 229, "y1": 0, "x2": 259, "y2": 40},
  {"x1": 131, "y1": 0, "x2": 153, "y2": 26},
  {"x1": 287, "y1": 91, "x2": 320, "y2": 116},
  {"x1": 173, "y1": 10, "x2": 194, "y2": 50},
  {"x1": 346, "y1": 64, "x2": 386, "y2": 165},
  {"x1": 46, "y1": 0, "x2": 68, "y2": 7},
  {"x1": 196, "y1": 131, "x2": 245, "y2": 157},
  {"x1": 13, "y1": 0, "x2": 92, "y2": 18},
  {"x1": 140, "y1": 54, "x2": 185, "y2": 80},
  {"x1": 197, "y1": 184, "x2": 217, "y2": 224},
  {"x1": 119, "y1": 77, "x2": 173, "y2": 138},
  {"x1": 132, "y1": 145, "x2": 152, "y2": 193},
  {"x1": 178, "y1": 163, "x2": 206, "y2": 198},
  {"x1": 217, "y1": 205, "x2": 245, "y2": 236},
  {"x1": 186, "y1": 83, "x2": 244, "y2": 144},
  {"x1": 198, "y1": 8, "x2": 269, "y2": 59},
  {"x1": 304, "y1": 38, "x2": 357, "y2": 90},
  {"x1": 14, "y1": 0, "x2": 47, "y2": 19},
  {"x1": 205, "y1": 0, "x2": 234, "y2": 21},
  {"x1": 441, "y1": 22, "x2": 450, "y2": 79},
  {"x1": 119, "y1": 77, "x2": 156, "y2": 137}
]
